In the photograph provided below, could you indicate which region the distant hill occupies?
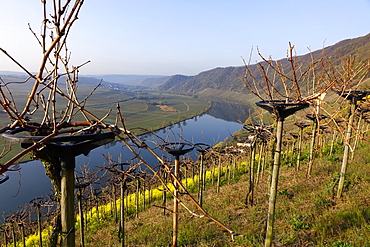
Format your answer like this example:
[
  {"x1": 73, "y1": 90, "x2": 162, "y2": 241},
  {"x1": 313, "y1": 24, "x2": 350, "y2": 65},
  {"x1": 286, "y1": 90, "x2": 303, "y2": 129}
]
[
  {"x1": 0, "y1": 72, "x2": 154, "y2": 90},
  {"x1": 76, "y1": 76, "x2": 105, "y2": 86},
  {"x1": 157, "y1": 33, "x2": 370, "y2": 98},
  {"x1": 0, "y1": 71, "x2": 30, "y2": 78},
  {"x1": 0, "y1": 73, "x2": 103, "y2": 88},
  {"x1": 313, "y1": 33, "x2": 370, "y2": 63},
  {"x1": 83, "y1": 74, "x2": 167, "y2": 86},
  {"x1": 157, "y1": 67, "x2": 247, "y2": 94},
  {"x1": 2, "y1": 33, "x2": 369, "y2": 99},
  {"x1": 155, "y1": 74, "x2": 192, "y2": 91},
  {"x1": 140, "y1": 76, "x2": 171, "y2": 88}
]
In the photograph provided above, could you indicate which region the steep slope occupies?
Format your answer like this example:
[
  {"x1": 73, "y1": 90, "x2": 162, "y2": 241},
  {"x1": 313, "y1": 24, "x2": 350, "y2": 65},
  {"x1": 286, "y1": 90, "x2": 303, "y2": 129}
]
[
  {"x1": 313, "y1": 33, "x2": 370, "y2": 63},
  {"x1": 140, "y1": 76, "x2": 170, "y2": 88},
  {"x1": 157, "y1": 33, "x2": 370, "y2": 96},
  {"x1": 157, "y1": 67, "x2": 247, "y2": 94},
  {"x1": 157, "y1": 74, "x2": 192, "y2": 91}
]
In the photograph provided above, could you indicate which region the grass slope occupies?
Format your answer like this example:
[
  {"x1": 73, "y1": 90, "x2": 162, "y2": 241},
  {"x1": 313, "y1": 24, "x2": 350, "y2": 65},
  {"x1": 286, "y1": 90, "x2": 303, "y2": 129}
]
[{"x1": 74, "y1": 141, "x2": 370, "y2": 246}]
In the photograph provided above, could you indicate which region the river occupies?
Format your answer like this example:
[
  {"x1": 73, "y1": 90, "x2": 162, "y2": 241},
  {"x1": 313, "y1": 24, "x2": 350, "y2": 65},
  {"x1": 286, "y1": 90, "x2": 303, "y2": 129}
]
[{"x1": 0, "y1": 104, "x2": 246, "y2": 214}]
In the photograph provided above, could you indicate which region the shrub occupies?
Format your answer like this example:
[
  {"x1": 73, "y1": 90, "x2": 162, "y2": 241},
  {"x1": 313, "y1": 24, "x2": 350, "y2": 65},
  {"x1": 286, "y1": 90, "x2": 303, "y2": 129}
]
[
  {"x1": 332, "y1": 240, "x2": 352, "y2": 247},
  {"x1": 322, "y1": 142, "x2": 342, "y2": 155},
  {"x1": 327, "y1": 155, "x2": 341, "y2": 163},
  {"x1": 278, "y1": 189, "x2": 294, "y2": 199},
  {"x1": 290, "y1": 214, "x2": 312, "y2": 230},
  {"x1": 315, "y1": 197, "x2": 336, "y2": 211}
]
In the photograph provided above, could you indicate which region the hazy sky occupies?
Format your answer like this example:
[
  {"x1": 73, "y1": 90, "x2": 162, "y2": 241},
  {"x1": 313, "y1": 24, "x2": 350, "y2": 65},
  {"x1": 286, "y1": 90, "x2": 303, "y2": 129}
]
[{"x1": 1, "y1": 0, "x2": 370, "y2": 76}]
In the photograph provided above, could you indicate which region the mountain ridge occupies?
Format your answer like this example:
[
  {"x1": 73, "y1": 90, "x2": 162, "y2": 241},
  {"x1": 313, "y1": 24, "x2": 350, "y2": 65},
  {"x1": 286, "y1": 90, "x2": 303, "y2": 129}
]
[
  {"x1": 2, "y1": 33, "x2": 369, "y2": 95},
  {"x1": 157, "y1": 33, "x2": 370, "y2": 96}
]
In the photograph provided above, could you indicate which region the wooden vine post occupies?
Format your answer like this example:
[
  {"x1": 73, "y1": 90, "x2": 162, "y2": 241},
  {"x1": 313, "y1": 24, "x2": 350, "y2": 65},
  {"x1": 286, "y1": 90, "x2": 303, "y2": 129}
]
[
  {"x1": 305, "y1": 113, "x2": 327, "y2": 176},
  {"x1": 0, "y1": 225, "x2": 9, "y2": 247},
  {"x1": 194, "y1": 143, "x2": 211, "y2": 208},
  {"x1": 161, "y1": 143, "x2": 194, "y2": 247},
  {"x1": 107, "y1": 162, "x2": 134, "y2": 247},
  {"x1": 243, "y1": 124, "x2": 272, "y2": 206},
  {"x1": 75, "y1": 178, "x2": 90, "y2": 247},
  {"x1": 4, "y1": 216, "x2": 15, "y2": 247},
  {"x1": 336, "y1": 90, "x2": 370, "y2": 198},
  {"x1": 29, "y1": 198, "x2": 46, "y2": 247},
  {"x1": 294, "y1": 122, "x2": 310, "y2": 171},
  {"x1": 0, "y1": 2, "x2": 143, "y2": 246},
  {"x1": 173, "y1": 156, "x2": 180, "y2": 246},
  {"x1": 247, "y1": 135, "x2": 256, "y2": 206},
  {"x1": 61, "y1": 154, "x2": 76, "y2": 247},
  {"x1": 2, "y1": 128, "x2": 117, "y2": 247},
  {"x1": 198, "y1": 150, "x2": 205, "y2": 207},
  {"x1": 256, "y1": 100, "x2": 309, "y2": 247},
  {"x1": 120, "y1": 177, "x2": 126, "y2": 247}
]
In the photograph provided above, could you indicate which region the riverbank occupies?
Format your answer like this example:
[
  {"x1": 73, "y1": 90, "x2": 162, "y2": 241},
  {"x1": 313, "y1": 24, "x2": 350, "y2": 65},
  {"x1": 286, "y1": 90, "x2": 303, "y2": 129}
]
[
  {"x1": 0, "y1": 112, "x2": 243, "y2": 215},
  {"x1": 0, "y1": 93, "x2": 211, "y2": 164},
  {"x1": 6, "y1": 129, "x2": 370, "y2": 246},
  {"x1": 130, "y1": 96, "x2": 212, "y2": 136}
]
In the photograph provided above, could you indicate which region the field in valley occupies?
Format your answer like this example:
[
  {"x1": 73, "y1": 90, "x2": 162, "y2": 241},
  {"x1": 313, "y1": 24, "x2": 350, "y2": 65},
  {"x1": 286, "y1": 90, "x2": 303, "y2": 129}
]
[{"x1": 0, "y1": 83, "x2": 210, "y2": 163}]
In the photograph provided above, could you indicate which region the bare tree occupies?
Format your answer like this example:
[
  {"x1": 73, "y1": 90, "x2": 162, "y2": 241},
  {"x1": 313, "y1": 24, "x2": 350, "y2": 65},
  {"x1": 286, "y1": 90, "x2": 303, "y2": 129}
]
[
  {"x1": 239, "y1": 43, "x2": 360, "y2": 247},
  {"x1": 0, "y1": 1, "x2": 247, "y2": 246}
]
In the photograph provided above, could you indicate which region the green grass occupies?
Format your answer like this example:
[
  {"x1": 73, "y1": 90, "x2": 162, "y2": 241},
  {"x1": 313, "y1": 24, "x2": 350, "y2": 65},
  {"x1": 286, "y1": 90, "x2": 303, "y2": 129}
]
[
  {"x1": 19, "y1": 138, "x2": 358, "y2": 246},
  {"x1": 58, "y1": 139, "x2": 370, "y2": 246},
  {"x1": 4, "y1": 133, "x2": 370, "y2": 246}
]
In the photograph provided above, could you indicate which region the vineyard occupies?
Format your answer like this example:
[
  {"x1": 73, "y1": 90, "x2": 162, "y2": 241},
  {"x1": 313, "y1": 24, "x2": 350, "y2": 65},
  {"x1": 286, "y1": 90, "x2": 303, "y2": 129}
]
[
  {"x1": 1, "y1": 1, "x2": 370, "y2": 247},
  {"x1": 2, "y1": 124, "x2": 370, "y2": 246}
]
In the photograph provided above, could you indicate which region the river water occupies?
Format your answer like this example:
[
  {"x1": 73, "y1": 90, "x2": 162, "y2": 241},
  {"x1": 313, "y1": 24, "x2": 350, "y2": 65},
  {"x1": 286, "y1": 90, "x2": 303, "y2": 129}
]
[{"x1": 0, "y1": 107, "x2": 245, "y2": 214}]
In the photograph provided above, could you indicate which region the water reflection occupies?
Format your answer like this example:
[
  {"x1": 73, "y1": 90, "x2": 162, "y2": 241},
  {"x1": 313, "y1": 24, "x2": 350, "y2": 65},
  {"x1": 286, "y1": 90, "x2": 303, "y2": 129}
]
[
  {"x1": 0, "y1": 114, "x2": 242, "y2": 214},
  {"x1": 206, "y1": 100, "x2": 251, "y2": 122}
]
